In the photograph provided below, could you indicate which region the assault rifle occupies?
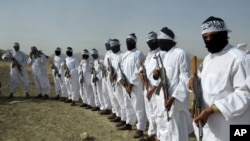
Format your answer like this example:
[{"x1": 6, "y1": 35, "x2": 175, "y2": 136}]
[
  {"x1": 118, "y1": 63, "x2": 131, "y2": 98},
  {"x1": 64, "y1": 60, "x2": 70, "y2": 78},
  {"x1": 107, "y1": 58, "x2": 116, "y2": 91},
  {"x1": 154, "y1": 54, "x2": 170, "y2": 121},
  {"x1": 191, "y1": 56, "x2": 203, "y2": 141},
  {"x1": 6, "y1": 51, "x2": 23, "y2": 76},
  {"x1": 79, "y1": 64, "x2": 84, "y2": 87},
  {"x1": 51, "y1": 63, "x2": 62, "y2": 82},
  {"x1": 140, "y1": 62, "x2": 149, "y2": 92},
  {"x1": 91, "y1": 62, "x2": 98, "y2": 95}
]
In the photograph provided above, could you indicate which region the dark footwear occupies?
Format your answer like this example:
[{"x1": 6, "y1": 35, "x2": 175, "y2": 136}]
[
  {"x1": 25, "y1": 93, "x2": 30, "y2": 99},
  {"x1": 85, "y1": 105, "x2": 93, "y2": 109},
  {"x1": 35, "y1": 94, "x2": 43, "y2": 99},
  {"x1": 64, "y1": 99, "x2": 72, "y2": 103},
  {"x1": 99, "y1": 109, "x2": 111, "y2": 115},
  {"x1": 7, "y1": 93, "x2": 14, "y2": 99},
  {"x1": 139, "y1": 134, "x2": 157, "y2": 141},
  {"x1": 118, "y1": 124, "x2": 132, "y2": 130},
  {"x1": 71, "y1": 101, "x2": 76, "y2": 106},
  {"x1": 116, "y1": 121, "x2": 126, "y2": 127},
  {"x1": 91, "y1": 107, "x2": 100, "y2": 111},
  {"x1": 80, "y1": 103, "x2": 88, "y2": 107},
  {"x1": 108, "y1": 113, "x2": 116, "y2": 119},
  {"x1": 133, "y1": 130, "x2": 144, "y2": 138},
  {"x1": 52, "y1": 95, "x2": 60, "y2": 100},
  {"x1": 43, "y1": 94, "x2": 49, "y2": 100},
  {"x1": 110, "y1": 117, "x2": 121, "y2": 122},
  {"x1": 60, "y1": 97, "x2": 66, "y2": 101}
]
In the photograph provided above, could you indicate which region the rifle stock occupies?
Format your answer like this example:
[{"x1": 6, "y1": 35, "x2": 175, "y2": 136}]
[
  {"x1": 91, "y1": 62, "x2": 98, "y2": 95},
  {"x1": 141, "y1": 62, "x2": 149, "y2": 92},
  {"x1": 107, "y1": 58, "x2": 116, "y2": 91},
  {"x1": 191, "y1": 56, "x2": 203, "y2": 141},
  {"x1": 7, "y1": 51, "x2": 23, "y2": 76}
]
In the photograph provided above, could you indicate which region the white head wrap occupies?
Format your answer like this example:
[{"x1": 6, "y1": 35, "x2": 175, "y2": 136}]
[
  {"x1": 127, "y1": 33, "x2": 137, "y2": 43},
  {"x1": 66, "y1": 47, "x2": 73, "y2": 52},
  {"x1": 55, "y1": 47, "x2": 61, "y2": 51},
  {"x1": 110, "y1": 39, "x2": 120, "y2": 47},
  {"x1": 82, "y1": 49, "x2": 89, "y2": 55},
  {"x1": 91, "y1": 48, "x2": 98, "y2": 55},
  {"x1": 201, "y1": 16, "x2": 231, "y2": 35},
  {"x1": 157, "y1": 31, "x2": 174, "y2": 41},
  {"x1": 146, "y1": 31, "x2": 157, "y2": 42}
]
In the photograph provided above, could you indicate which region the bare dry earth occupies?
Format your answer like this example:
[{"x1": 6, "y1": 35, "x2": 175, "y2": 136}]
[{"x1": 0, "y1": 61, "x2": 196, "y2": 141}]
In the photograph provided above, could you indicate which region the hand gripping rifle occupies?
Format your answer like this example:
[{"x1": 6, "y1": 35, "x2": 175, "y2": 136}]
[
  {"x1": 91, "y1": 63, "x2": 98, "y2": 95},
  {"x1": 191, "y1": 56, "x2": 203, "y2": 141},
  {"x1": 107, "y1": 58, "x2": 116, "y2": 91},
  {"x1": 63, "y1": 60, "x2": 70, "y2": 78},
  {"x1": 7, "y1": 51, "x2": 23, "y2": 76},
  {"x1": 118, "y1": 63, "x2": 131, "y2": 98},
  {"x1": 154, "y1": 54, "x2": 170, "y2": 121},
  {"x1": 51, "y1": 63, "x2": 62, "y2": 82},
  {"x1": 140, "y1": 61, "x2": 149, "y2": 92}
]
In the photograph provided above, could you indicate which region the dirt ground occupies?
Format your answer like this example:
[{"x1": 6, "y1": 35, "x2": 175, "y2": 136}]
[{"x1": 0, "y1": 61, "x2": 196, "y2": 141}]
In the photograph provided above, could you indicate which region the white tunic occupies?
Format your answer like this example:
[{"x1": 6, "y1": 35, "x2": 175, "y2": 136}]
[
  {"x1": 194, "y1": 44, "x2": 250, "y2": 141},
  {"x1": 155, "y1": 46, "x2": 193, "y2": 141}
]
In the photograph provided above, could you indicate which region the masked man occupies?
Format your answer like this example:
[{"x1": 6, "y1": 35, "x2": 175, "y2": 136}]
[
  {"x1": 139, "y1": 31, "x2": 160, "y2": 141},
  {"x1": 189, "y1": 16, "x2": 250, "y2": 141},
  {"x1": 51, "y1": 47, "x2": 66, "y2": 100},
  {"x1": 2, "y1": 42, "x2": 30, "y2": 98},
  {"x1": 63, "y1": 47, "x2": 80, "y2": 106},
  {"x1": 27, "y1": 46, "x2": 50, "y2": 99},
  {"x1": 118, "y1": 33, "x2": 147, "y2": 139},
  {"x1": 78, "y1": 49, "x2": 95, "y2": 109}
]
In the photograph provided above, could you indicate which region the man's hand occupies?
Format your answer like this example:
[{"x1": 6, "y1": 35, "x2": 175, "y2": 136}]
[
  {"x1": 153, "y1": 69, "x2": 160, "y2": 80},
  {"x1": 125, "y1": 84, "x2": 133, "y2": 94},
  {"x1": 188, "y1": 76, "x2": 194, "y2": 91},
  {"x1": 119, "y1": 79, "x2": 126, "y2": 87},
  {"x1": 194, "y1": 107, "x2": 214, "y2": 126},
  {"x1": 146, "y1": 86, "x2": 156, "y2": 101},
  {"x1": 165, "y1": 96, "x2": 175, "y2": 110}
]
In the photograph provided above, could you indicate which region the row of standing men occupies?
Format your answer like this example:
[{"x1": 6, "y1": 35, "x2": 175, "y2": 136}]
[{"x1": 2, "y1": 16, "x2": 250, "y2": 141}]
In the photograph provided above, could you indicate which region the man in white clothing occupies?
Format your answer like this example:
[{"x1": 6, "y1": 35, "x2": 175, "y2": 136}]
[
  {"x1": 99, "y1": 39, "x2": 113, "y2": 115},
  {"x1": 109, "y1": 39, "x2": 128, "y2": 125},
  {"x1": 63, "y1": 47, "x2": 80, "y2": 106},
  {"x1": 153, "y1": 27, "x2": 193, "y2": 141},
  {"x1": 189, "y1": 16, "x2": 250, "y2": 141},
  {"x1": 139, "y1": 31, "x2": 160, "y2": 141},
  {"x1": 2, "y1": 42, "x2": 30, "y2": 98},
  {"x1": 118, "y1": 33, "x2": 147, "y2": 139},
  {"x1": 78, "y1": 49, "x2": 95, "y2": 109},
  {"x1": 27, "y1": 46, "x2": 50, "y2": 99},
  {"x1": 51, "y1": 47, "x2": 66, "y2": 100}
]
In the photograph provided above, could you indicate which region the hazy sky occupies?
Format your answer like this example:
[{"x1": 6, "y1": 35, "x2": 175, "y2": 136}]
[{"x1": 0, "y1": 0, "x2": 250, "y2": 58}]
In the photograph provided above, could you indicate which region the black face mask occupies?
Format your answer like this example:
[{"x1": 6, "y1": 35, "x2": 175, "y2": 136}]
[
  {"x1": 92, "y1": 54, "x2": 99, "y2": 59},
  {"x1": 14, "y1": 46, "x2": 20, "y2": 52},
  {"x1": 126, "y1": 39, "x2": 136, "y2": 50},
  {"x1": 158, "y1": 39, "x2": 175, "y2": 52},
  {"x1": 82, "y1": 55, "x2": 89, "y2": 59},
  {"x1": 55, "y1": 51, "x2": 61, "y2": 56},
  {"x1": 111, "y1": 45, "x2": 120, "y2": 54},
  {"x1": 66, "y1": 51, "x2": 72, "y2": 57},
  {"x1": 147, "y1": 40, "x2": 158, "y2": 51},
  {"x1": 105, "y1": 43, "x2": 111, "y2": 51},
  {"x1": 203, "y1": 31, "x2": 228, "y2": 54}
]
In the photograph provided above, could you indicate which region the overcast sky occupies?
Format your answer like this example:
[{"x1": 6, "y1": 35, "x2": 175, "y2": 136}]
[{"x1": 0, "y1": 0, "x2": 250, "y2": 58}]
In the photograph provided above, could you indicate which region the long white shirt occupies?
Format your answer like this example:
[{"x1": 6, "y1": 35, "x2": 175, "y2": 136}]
[
  {"x1": 118, "y1": 48, "x2": 145, "y2": 86},
  {"x1": 2, "y1": 50, "x2": 28, "y2": 69},
  {"x1": 65, "y1": 56, "x2": 79, "y2": 77},
  {"x1": 53, "y1": 54, "x2": 65, "y2": 74},
  {"x1": 156, "y1": 46, "x2": 191, "y2": 116},
  {"x1": 78, "y1": 59, "x2": 92, "y2": 85},
  {"x1": 197, "y1": 44, "x2": 250, "y2": 141},
  {"x1": 27, "y1": 54, "x2": 47, "y2": 75}
]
